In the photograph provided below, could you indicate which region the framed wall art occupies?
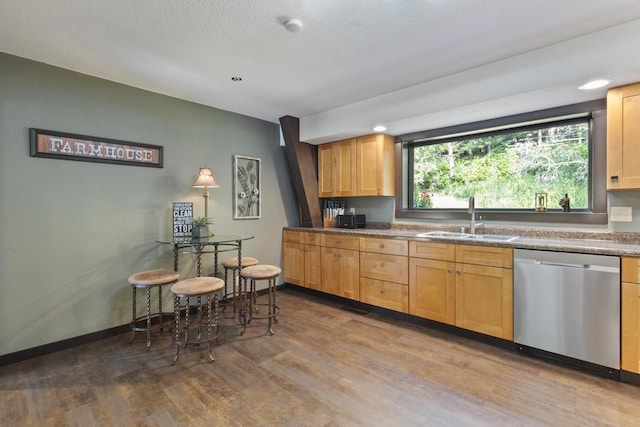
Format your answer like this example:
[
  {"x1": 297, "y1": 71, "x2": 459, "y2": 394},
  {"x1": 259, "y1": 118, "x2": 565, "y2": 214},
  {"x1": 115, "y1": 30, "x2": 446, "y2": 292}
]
[
  {"x1": 233, "y1": 155, "x2": 261, "y2": 219},
  {"x1": 29, "y1": 128, "x2": 163, "y2": 168}
]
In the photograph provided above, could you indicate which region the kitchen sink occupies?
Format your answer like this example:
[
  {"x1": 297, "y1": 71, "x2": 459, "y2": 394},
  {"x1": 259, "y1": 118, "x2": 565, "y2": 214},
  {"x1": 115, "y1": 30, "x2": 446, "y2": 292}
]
[
  {"x1": 416, "y1": 231, "x2": 469, "y2": 238},
  {"x1": 463, "y1": 234, "x2": 519, "y2": 242},
  {"x1": 416, "y1": 230, "x2": 519, "y2": 242}
]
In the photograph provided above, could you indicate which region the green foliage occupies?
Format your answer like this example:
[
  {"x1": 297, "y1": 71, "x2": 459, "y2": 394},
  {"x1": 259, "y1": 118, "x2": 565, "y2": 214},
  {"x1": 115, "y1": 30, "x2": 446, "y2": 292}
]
[
  {"x1": 412, "y1": 123, "x2": 589, "y2": 210},
  {"x1": 192, "y1": 216, "x2": 212, "y2": 226}
]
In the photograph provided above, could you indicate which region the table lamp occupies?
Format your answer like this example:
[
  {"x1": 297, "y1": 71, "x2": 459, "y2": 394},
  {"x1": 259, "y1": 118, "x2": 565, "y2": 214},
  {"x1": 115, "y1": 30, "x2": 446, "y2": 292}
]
[{"x1": 193, "y1": 166, "x2": 219, "y2": 218}]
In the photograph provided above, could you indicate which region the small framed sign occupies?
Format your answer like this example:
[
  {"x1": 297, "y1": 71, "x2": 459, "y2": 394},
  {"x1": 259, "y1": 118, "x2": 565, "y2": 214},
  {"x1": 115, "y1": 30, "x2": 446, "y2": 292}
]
[
  {"x1": 29, "y1": 128, "x2": 163, "y2": 168},
  {"x1": 173, "y1": 202, "x2": 193, "y2": 243}
]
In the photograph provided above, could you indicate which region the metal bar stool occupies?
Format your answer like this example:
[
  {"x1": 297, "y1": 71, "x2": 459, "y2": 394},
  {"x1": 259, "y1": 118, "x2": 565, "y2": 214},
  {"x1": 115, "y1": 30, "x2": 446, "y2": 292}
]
[
  {"x1": 170, "y1": 277, "x2": 225, "y2": 364},
  {"x1": 239, "y1": 265, "x2": 281, "y2": 336},
  {"x1": 127, "y1": 269, "x2": 179, "y2": 350},
  {"x1": 221, "y1": 256, "x2": 258, "y2": 314}
]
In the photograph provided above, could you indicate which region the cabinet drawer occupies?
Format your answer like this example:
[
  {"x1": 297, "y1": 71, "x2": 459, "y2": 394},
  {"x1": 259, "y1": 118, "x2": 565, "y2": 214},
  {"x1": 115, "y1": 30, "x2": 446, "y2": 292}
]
[
  {"x1": 321, "y1": 234, "x2": 359, "y2": 250},
  {"x1": 455, "y1": 244, "x2": 513, "y2": 268},
  {"x1": 409, "y1": 241, "x2": 455, "y2": 261},
  {"x1": 283, "y1": 230, "x2": 304, "y2": 244},
  {"x1": 360, "y1": 237, "x2": 408, "y2": 256},
  {"x1": 360, "y1": 277, "x2": 408, "y2": 313},
  {"x1": 360, "y1": 252, "x2": 408, "y2": 285},
  {"x1": 622, "y1": 257, "x2": 640, "y2": 283},
  {"x1": 305, "y1": 232, "x2": 321, "y2": 246}
]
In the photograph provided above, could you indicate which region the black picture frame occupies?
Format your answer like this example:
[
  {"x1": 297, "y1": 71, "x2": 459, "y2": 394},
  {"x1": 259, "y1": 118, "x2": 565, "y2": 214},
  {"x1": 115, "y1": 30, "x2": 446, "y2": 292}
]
[{"x1": 29, "y1": 128, "x2": 163, "y2": 168}]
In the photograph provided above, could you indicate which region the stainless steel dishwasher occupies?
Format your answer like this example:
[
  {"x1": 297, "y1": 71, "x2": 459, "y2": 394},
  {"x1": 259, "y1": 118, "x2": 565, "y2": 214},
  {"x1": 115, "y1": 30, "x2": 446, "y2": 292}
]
[{"x1": 514, "y1": 249, "x2": 620, "y2": 377}]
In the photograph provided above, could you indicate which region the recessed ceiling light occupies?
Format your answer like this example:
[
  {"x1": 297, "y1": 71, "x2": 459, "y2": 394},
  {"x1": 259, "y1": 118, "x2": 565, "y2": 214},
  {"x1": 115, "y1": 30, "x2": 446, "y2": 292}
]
[
  {"x1": 373, "y1": 125, "x2": 387, "y2": 132},
  {"x1": 578, "y1": 79, "x2": 611, "y2": 90},
  {"x1": 231, "y1": 76, "x2": 242, "y2": 82}
]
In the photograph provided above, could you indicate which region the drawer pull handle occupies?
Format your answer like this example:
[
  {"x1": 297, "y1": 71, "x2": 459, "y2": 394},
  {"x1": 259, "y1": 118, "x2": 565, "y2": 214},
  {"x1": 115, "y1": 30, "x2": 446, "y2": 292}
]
[
  {"x1": 456, "y1": 269, "x2": 461, "y2": 275},
  {"x1": 380, "y1": 262, "x2": 385, "y2": 267},
  {"x1": 379, "y1": 243, "x2": 385, "y2": 248},
  {"x1": 336, "y1": 240, "x2": 341, "y2": 244},
  {"x1": 380, "y1": 288, "x2": 385, "y2": 294},
  {"x1": 339, "y1": 253, "x2": 343, "y2": 257},
  {"x1": 611, "y1": 175, "x2": 619, "y2": 182},
  {"x1": 448, "y1": 268, "x2": 453, "y2": 273}
]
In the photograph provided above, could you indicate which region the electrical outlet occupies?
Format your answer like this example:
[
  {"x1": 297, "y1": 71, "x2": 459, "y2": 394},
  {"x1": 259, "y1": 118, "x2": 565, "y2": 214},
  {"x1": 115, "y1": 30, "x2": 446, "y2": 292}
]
[{"x1": 611, "y1": 206, "x2": 633, "y2": 222}]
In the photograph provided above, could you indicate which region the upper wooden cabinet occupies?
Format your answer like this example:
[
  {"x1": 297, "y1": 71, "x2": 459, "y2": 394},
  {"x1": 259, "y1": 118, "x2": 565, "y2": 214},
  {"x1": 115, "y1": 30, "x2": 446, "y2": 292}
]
[
  {"x1": 356, "y1": 134, "x2": 395, "y2": 196},
  {"x1": 318, "y1": 138, "x2": 356, "y2": 197},
  {"x1": 318, "y1": 133, "x2": 395, "y2": 197},
  {"x1": 607, "y1": 82, "x2": 640, "y2": 190}
]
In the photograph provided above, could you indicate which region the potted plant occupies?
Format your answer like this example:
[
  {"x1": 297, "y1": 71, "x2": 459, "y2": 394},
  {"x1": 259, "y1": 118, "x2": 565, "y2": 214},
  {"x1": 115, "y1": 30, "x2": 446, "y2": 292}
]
[{"x1": 191, "y1": 216, "x2": 212, "y2": 239}]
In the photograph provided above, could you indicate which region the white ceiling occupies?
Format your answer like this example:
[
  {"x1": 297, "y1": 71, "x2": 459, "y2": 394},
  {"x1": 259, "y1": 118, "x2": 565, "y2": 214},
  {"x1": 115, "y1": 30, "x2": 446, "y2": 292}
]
[{"x1": 3, "y1": 0, "x2": 640, "y2": 144}]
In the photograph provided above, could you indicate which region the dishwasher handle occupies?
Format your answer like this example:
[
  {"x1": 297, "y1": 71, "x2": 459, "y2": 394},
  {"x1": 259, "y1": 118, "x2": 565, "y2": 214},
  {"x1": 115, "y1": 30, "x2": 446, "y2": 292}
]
[{"x1": 515, "y1": 257, "x2": 619, "y2": 273}]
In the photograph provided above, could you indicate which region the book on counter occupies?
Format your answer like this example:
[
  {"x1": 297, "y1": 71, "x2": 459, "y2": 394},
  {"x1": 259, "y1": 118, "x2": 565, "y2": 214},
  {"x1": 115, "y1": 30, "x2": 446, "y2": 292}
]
[{"x1": 172, "y1": 202, "x2": 193, "y2": 243}]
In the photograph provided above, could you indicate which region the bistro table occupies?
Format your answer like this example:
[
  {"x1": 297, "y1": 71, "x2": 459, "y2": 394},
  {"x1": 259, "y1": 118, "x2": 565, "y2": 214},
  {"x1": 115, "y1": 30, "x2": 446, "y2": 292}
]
[{"x1": 157, "y1": 234, "x2": 255, "y2": 278}]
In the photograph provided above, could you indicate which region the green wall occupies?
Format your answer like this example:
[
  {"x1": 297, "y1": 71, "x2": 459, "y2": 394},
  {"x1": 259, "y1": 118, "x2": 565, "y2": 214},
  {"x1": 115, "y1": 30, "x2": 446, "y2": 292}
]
[{"x1": 0, "y1": 53, "x2": 299, "y2": 356}]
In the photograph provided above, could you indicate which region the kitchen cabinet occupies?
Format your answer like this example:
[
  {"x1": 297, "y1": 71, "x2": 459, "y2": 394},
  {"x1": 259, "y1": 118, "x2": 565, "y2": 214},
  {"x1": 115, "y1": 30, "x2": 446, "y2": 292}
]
[
  {"x1": 454, "y1": 245, "x2": 513, "y2": 340},
  {"x1": 356, "y1": 133, "x2": 395, "y2": 196},
  {"x1": 282, "y1": 230, "x2": 321, "y2": 290},
  {"x1": 607, "y1": 82, "x2": 640, "y2": 190},
  {"x1": 409, "y1": 241, "x2": 456, "y2": 324},
  {"x1": 318, "y1": 138, "x2": 356, "y2": 197},
  {"x1": 320, "y1": 234, "x2": 360, "y2": 299},
  {"x1": 409, "y1": 241, "x2": 513, "y2": 339},
  {"x1": 359, "y1": 237, "x2": 409, "y2": 312},
  {"x1": 318, "y1": 133, "x2": 395, "y2": 197},
  {"x1": 622, "y1": 257, "x2": 640, "y2": 373}
]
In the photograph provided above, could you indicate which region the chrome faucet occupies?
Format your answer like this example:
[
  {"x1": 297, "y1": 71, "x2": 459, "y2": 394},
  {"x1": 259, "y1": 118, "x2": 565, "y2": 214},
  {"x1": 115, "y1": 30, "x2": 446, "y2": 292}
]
[{"x1": 468, "y1": 196, "x2": 483, "y2": 234}]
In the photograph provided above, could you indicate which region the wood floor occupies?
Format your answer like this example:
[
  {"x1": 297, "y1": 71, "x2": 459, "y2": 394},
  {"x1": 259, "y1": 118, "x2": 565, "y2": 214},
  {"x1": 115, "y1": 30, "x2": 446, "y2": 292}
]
[{"x1": 2, "y1": 288, "x2": 640, "y2": 426}]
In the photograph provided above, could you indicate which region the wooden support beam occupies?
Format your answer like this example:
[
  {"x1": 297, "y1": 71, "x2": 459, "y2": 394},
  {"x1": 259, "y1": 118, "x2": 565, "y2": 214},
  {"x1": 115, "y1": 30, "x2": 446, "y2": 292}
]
[{"x1": 279, "y1": 116, "x2": 322, "y2": 228}]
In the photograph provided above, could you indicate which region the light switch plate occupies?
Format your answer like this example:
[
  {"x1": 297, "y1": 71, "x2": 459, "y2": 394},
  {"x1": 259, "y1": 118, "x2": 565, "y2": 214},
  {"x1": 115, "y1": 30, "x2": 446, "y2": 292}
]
[{"x1": 611, "y1": 206, "x2": 633, "y2": 222}]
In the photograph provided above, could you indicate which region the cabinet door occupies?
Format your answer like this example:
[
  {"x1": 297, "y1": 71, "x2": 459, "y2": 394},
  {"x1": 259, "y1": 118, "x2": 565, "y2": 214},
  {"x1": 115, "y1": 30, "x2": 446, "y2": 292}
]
[
  {"x1": 622, "y1": 281, "x2": 640, "y2": 373},
  {"x1": 340, "y1": 248, "x2": 360, "y2": 300},
  {"x1": 318, "y1": 144, "x2": 335, "y2": 197},
  {"x1": 318, "y1": 139, "x2": 356, "y2": 197},
  {"x1": 304, "y1": 244, "x2": 322, "y2": 291},
  {"x1": 455, "y1": 263, "x2": 513, "y2": 340},
  {"x1": 409, "y1": 258, "x2": 455, "y2": 325},
  {"x1": 283, "y1": 241, "x2": 305, "y2": 286},
  {"x1": 356, "y1": 134, "x2": 394, "y2": 196},
  {"x1": 321, "y1": 246, "x2": 342, "y2": 296},
  {"x1": 335, "y1": 139, "x2": 357, "y2": 196},
  {"x1": 607, "y1": 83, "x2": 640, "y2": 190}
]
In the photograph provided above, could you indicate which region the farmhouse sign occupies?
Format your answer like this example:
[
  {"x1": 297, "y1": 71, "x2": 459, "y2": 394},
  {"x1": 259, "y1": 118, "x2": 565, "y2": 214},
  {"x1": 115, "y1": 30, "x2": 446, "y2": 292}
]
[{"x1": 29, "y1": 128, "x2": 163, "y2": 168}]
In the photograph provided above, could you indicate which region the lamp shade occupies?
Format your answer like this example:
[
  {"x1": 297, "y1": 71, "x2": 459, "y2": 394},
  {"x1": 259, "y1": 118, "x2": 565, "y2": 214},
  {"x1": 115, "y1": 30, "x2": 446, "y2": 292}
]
[{"x1": 193, "y1": 167, "x2": 219, "y2": 188}]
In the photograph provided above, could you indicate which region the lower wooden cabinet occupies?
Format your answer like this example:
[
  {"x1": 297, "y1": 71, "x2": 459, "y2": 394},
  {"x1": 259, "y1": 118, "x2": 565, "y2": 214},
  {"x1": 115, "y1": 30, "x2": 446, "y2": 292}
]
[
  {"x1": 360, "y1": 277, "x2": 408, "y2": 313},
  {"x1": 622, "y1": 257, "x2": 640, "y2": 373},
  {"x1": 282, "y1": 237, "x2": 305, "y2": 286},
  {"x1": 321, "y1": 246, "x2": 360, "y2": 299},
  {"x1": 454, "y1": 262, "x2": 513, "y2": 340},
  {"x1": 282, "y1": 230, "x2": 321, "y2": 290},
  {"x1": 409, "y1": 257, "x2": 455, "y2": 324},
  {"x1": 409, "y1": 241, "x2": 513, "y2": 340}
]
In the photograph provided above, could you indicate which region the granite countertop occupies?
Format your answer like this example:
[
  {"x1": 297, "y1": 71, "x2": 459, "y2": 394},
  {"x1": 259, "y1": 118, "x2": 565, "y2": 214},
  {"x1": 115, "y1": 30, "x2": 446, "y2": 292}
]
[{"x1": 284, "y1": 224, "x2": 640, "y2": 257}]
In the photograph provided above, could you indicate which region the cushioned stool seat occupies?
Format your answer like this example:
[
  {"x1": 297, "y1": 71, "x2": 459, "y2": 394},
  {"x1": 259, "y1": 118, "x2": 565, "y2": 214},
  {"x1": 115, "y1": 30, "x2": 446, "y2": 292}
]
[
  {"x1": 127, "y1": 269, "x2": 179, "y2": 350},
  {"x1": 239, "y1": 264, "x2": 281, "y2": 336},
  {"x1": 221, "y1": 256, "x2": 258, "y2": 314},
  {"x1": 170, "y1": 276, "x2": 225, "y2": 364}
]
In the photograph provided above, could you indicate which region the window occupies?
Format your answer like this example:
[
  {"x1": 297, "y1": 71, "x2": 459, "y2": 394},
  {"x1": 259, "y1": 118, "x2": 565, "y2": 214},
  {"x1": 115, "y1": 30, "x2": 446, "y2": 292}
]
[{"x1": 395, "y1": 101, "x2": 607, "y2": 224}]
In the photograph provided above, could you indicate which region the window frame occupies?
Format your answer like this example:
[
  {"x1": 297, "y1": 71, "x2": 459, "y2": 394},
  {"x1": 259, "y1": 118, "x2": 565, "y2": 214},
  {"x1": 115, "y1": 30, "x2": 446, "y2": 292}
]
[{"x1": 394, "y1": 100, "x2": 608, "y2": 225}]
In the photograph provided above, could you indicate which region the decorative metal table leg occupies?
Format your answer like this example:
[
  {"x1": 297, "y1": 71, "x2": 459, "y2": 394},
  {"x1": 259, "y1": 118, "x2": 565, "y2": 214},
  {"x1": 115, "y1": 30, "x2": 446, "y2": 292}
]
[
  {"x1": 172, "y1": 294, "x2": 180, "y2": 365},
  {"x1": 207, "y1": 294, "x2": 215, "y2": 363},
  {"x1": 128, "y1": 286, "x2": 137, "y2": 344},
  {"x1": 145, "y1": 287, "x2": 152, "y2": 350}
]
